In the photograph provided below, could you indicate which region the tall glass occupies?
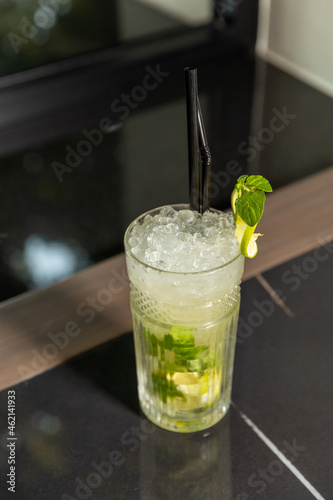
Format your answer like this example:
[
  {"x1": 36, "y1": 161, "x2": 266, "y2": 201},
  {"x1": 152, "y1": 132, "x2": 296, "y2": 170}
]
[{"x1": 124, "y1": 205, "x2": 244, "y2": 432}]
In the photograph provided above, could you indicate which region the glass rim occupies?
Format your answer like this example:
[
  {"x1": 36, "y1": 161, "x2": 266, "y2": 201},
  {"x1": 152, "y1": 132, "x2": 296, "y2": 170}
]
[{"x1": 124, "y1": 204, "x2": 243, "y2": 276}]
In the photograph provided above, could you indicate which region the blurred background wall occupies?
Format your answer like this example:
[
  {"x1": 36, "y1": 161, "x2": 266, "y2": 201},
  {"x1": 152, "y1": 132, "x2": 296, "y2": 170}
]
[{"x1": 257, "y1": 0, "x2": 333, "y2": 98}]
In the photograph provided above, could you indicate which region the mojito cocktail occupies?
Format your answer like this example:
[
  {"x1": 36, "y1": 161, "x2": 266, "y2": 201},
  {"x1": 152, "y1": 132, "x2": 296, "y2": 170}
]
[{"x1": 124, "y1": 205, "x2": 244, "y2": 432}]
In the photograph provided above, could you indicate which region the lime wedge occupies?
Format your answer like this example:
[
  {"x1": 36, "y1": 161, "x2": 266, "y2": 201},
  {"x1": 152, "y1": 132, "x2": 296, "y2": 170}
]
[
  {"x1": 232, "y1": 187, "x2": 263, "y2": 259},
  {"x1": 231, "y1": 175, "x2": 272, "y2": 258},
  {"x1": 235, "y1": 215, "x2": 262, "y2": 258}
]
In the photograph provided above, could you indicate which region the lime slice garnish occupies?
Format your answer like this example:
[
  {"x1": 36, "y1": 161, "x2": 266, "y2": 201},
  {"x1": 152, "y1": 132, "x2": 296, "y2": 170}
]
[
  {"x1": 234, "y1": 214, "x2": 262, "y2": 258},
  {"x1": 231, "y1": 177, "x2": 271, "y2": 259}
]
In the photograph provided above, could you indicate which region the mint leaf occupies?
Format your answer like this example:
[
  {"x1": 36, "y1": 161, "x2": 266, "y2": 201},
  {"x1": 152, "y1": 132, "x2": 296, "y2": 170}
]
[
  {"x1": 143, "y1": 326, "x2": 159, "y2": 356},
  {"x1": 163, "y1": 333, "x2": 174, "y2": 350},
  {"x1": 173, "y1": 345, "x2": 209, "y2": 360},
  {"x1": 144, "y1": 324, "x2": 210, "y2": 402},
  {"x1": 237, "y1": 174, "x2": 248, "y2": 185},
  {"x1": 150, "y1": 333, "x2": 159, "y2": 356},
  {"x1": 232, "y1": 174, "x2": 272, "y2": 227},
  {"x1": 164, "y1": 332, "x2": 195, "y2": 350},
  {"x1": 245, "y1": 175, "x2": 273, "y2": 192},
  {"x1": 173, "y1": 356, "x2": 188, "y2": 373},
  {"x1": 152, "y1": 373, "x2": 186, "y2": 403},
  {"x1": 188, "y1": 358, "x2": 208, "y2": 374},
  {"x1": 165, "y1": 326, "x2": 195, "y2": 349},
  {"x1": 235, "y1": 189, "x2": 265, "y2": 227}
]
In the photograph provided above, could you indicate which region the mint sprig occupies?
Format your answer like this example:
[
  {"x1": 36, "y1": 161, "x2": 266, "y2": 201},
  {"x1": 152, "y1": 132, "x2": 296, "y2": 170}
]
[
  {"x1": 233, "y1": 175, "x2": 272, "y2": 227},
  {"x1": 143, "y1": 325, "x2": 210, "y2": 403},
  {"x1": 152, "y1": 373, "x2": 186, "y2": 403}
]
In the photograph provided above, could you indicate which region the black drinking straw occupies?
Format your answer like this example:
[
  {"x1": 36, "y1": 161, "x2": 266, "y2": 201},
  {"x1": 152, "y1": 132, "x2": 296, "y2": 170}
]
[
  {"x1": 185, "y1": 67, "x2": 211, "y2": 213},
  {"x1": 185, "y1": 67, "x2": 201, "y2": 212},
  {"x1": 197, "y1": 97, "x2": 212, "y2": 213}
]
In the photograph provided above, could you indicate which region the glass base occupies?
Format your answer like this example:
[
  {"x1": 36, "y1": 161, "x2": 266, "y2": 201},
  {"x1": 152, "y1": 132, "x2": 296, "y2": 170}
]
[{"x1": 139, "y1": 395, "x2": 231, "y2": 433}]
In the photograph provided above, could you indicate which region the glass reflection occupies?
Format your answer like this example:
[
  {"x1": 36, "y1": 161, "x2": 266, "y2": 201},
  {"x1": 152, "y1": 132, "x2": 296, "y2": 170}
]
[{"x1": 139, "y1": 413, "x2": 233, "y2": 500}]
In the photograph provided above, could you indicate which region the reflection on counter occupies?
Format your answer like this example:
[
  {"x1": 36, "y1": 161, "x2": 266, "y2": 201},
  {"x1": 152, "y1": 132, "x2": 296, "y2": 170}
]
[{"x1": 139, "y1": 413, "x2": 232, "y2": 500}]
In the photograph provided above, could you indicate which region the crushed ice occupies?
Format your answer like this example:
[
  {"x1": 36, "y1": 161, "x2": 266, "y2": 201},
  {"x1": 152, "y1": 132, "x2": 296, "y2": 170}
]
[{"x1": 129, "y1": 207, "x2": 239, "y2": 272}]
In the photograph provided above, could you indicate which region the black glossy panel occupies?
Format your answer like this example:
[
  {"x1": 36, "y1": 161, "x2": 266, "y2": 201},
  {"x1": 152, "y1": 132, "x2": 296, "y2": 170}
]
[
  {"x1": 233, "y1": 248, "x2": 333, "y2": 498},
  {"x1": 0, "y1": 51, "x2": 255, "y2": 301}
]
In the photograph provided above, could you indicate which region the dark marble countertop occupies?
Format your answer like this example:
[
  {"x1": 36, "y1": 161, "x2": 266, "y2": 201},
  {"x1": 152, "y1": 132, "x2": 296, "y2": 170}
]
[{"x1": 0, "y1": 247, "x2": 331, "y2": 499}]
